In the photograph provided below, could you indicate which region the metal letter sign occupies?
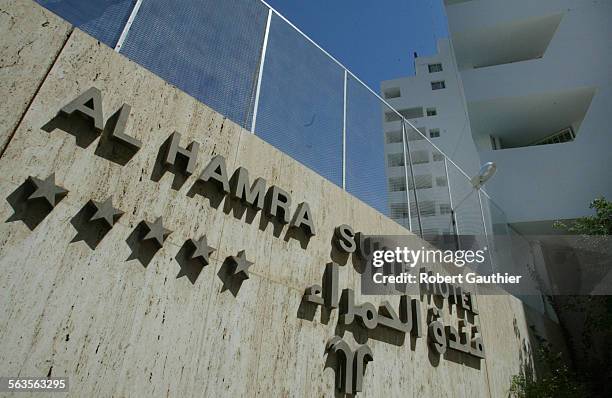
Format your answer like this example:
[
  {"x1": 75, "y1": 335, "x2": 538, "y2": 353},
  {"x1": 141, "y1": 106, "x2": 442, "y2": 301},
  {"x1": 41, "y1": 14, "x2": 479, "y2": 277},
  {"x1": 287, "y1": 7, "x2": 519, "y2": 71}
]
[
  {"x1": 290, "y1": 202, "x2": 316, "y2": 236},
  {"x1": 267, "y1": 185, "x2": 291, "y2": 224},
  {"x1": 109, "y1": 104, "x2": 142, "y2": 150},
  {"x1": 59, "y1": 88, "x2": 141, "y2": 152},
  {"x1": 326, "y1": 336, "x2": 373, "y2": 394},
  {"x1": 52, "y1": 90, "x2": 318, "y2": 238},
  {"x1": 231, "y1": 167, "x2": 266, "y2": 210},
  {"x1": 165, "y1": 132, "x2": 200, "y2": 175},
  {"x1": 60, "y1": 87, "x2": 104, "y2": 131},
  {"x1": 24, "y1": 90, "x2": 491, "y2": 397},
  {"x1": 199, "y1": 155, "x2": 230, "y2": 193}
]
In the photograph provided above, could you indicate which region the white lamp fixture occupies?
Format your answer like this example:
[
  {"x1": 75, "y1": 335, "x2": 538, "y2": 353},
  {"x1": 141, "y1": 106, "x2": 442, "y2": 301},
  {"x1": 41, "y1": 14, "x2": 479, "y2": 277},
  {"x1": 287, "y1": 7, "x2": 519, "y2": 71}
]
[{"x1": 470, "y1": 162, "x2": 497, "y2": 189}]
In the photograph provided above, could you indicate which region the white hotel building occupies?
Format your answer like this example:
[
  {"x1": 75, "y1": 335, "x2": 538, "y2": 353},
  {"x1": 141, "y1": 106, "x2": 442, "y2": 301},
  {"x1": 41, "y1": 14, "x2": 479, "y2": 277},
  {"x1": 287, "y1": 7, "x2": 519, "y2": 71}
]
[
  {"x1": 383, "y1": 0, "x2": 612, "y2": 236},
  {"x1": 381, "y1": 40, "x2": 481, "y2": 236}
]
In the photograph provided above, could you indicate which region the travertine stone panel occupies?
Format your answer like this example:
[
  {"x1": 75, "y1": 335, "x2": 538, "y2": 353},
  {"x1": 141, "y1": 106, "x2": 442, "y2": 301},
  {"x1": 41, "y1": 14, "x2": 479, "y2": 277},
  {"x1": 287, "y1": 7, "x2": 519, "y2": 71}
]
[
  {"x1": 477, "y1": 295, "x2": 531, "y2": 398},
  {"x1": 0, "y1": 0, "x2": 72, "y2": 152}
]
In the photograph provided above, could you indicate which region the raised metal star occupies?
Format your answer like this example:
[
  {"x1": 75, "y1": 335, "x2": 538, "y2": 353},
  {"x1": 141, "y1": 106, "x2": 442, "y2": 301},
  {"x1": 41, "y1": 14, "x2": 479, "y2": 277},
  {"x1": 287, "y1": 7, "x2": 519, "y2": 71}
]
[
  {"x1": 27, "y1": 173, "x2": 68, "y2": 207},
  {"x1": 90, "y1": 197, "x2": 124, "y2": 227},
  {"x1": 229, "y1": 250, "x2": 253, "y2": 279},
  {"x1": 188, "y1": 235, "x2": 215, "y2": 265},
  {"x1": 142, "y1": 217, "x2": 172, "y2": 248}
]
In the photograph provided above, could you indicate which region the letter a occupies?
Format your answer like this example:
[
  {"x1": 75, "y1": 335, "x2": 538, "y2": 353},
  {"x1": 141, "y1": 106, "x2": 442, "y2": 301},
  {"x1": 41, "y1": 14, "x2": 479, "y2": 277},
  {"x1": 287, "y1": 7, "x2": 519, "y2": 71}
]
[
  {"x1": 290, "y1": 202, "x2": 316, "y2": 236},
  {"x1": 60, "y1": 87, "x2": 104, "y2": 131},
  {"x1": 198, "y1": 155, "x2": 230, "y2": 193}
]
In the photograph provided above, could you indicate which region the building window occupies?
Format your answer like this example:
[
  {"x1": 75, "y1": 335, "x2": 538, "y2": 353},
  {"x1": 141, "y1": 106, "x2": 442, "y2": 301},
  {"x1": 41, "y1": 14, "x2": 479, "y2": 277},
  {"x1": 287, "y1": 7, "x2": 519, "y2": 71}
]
[
  {"x1": 384, "y1": 87, "x2": 401, "y2": 99},
  {"x1": 410, "y1": 150, "x2": 429, "y2": 165},
  {"x1": 429, "y1": 129, "x2": 440, "y2": 138},
  {"x1": 390, "y1": 203, "x2": 409, "y2": 219},
  {"x1": 407, "y1": 129, "x2": 425, "y2": 141},
  {"x1": 431, "y1": 81, "x2": 446, "y2": 90},
  {"x1": 384, "y1": 111, "x2": 401, "y2": 122},
  {"x1": 388, "y1": 177, "x2": 406, "y2": 192},
  {"x1": 436, "y1": 176, "x2": 447, "y2": 187},
  {"x1": 428, "y1": 63, "x2": 443, "y2": 73},
  {"x1": 440, "y1": 204, "x2": 452, "y2": 215},
  {"x1": 419, "y1": 201, "x2": 436, "y2": 216},
  {"x1": 426, "y1": 108, "x2": 437, "y2": 116},
  {"x1": 386, "y1": 130, "x2": 402, "y2": 144},
  {"x1": 413, "y1": 175, "x2": 433, "y2": 189},
  {"x1": 532, "y1": 127, "x2": 576, "y2": 146},
  {"x1": 387, "y1": 153, "x2": 404, "y2": 167},
  {"x1": 386, "y1": 108, "x2": 424, "y2": 122},
  {"x1": 433, "y1": 152, "x2": 444, "y2": 162},
  {"x1": 399, "y1": 107, "x2": 424, "y2": 119}
]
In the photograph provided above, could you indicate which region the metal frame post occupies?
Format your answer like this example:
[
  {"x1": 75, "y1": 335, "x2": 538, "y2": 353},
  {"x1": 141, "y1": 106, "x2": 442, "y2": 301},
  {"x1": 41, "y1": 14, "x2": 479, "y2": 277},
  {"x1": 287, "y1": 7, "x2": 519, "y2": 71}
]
[
  {"x1": 250, "y1": 8, "x2": 273, "y2": 134},
  {"x1": 444, "y1": 157, "x2": 459, "y2": 236},
  {"x1": 115, "y1": 0, "x2": 145, "y2": 52},
  {"x1": 342, "y1": 70, "x2": 347, "y2": 190},
  {"x1": 400, "y1": 121, "x2": 413, "y2": 231},
  {"x1": 478, "y1": 189, "x2": 495, "y2": 272},
  {"x1": 403, "y1": 120, "x2": 423, "y2": 237}
]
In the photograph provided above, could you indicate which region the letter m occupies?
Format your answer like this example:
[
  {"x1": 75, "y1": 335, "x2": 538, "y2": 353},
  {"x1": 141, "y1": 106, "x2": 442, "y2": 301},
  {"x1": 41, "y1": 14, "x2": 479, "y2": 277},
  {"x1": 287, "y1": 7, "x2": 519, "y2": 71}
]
[{"x1": 231, "y1": 167, "x2": 266, "y2": 210}]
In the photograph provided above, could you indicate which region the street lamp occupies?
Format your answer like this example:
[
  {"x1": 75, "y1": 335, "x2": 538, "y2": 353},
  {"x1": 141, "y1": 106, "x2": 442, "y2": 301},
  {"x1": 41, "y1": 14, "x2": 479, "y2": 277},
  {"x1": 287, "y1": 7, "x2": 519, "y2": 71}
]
[{"x1": 470, "y1": 162, "x2": 497, "y2": 189}]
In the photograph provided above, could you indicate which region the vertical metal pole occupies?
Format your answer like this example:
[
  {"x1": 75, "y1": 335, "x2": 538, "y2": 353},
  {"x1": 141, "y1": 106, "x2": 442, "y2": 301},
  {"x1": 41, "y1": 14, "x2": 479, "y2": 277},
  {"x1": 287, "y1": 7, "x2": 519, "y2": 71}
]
[
  {"x1": 115, "y1": 0, "x2": 145, "y2": 52},
  {"x1": 342, "y1": 70, "x2": 347, "y2": 190},
  {"x1": 478, "y1": 189, "x2": 495, "y2": 272},
  {"x1": 250, "y1": 8, "x2": 272, "y2": 134},
  {"x1": 444, "y1": 157, "x2": 459, "y2": 235},
  {"x1": 400, "y1": 121, "x2": 413, "y2": 231},
  {"x1": 403, "y1": 120, "x2": 423, "y2": 237},
  {"x1": 478, "y1": 189, "x2": 489, "y2": 240}
]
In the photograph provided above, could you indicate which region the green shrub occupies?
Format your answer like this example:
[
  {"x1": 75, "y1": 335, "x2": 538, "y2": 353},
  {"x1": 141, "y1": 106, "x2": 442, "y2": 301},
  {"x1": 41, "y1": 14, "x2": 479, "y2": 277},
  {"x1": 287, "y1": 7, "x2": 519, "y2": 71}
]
[{"x1": 509, "y1": 344, "x2": 587, "y2": 398}]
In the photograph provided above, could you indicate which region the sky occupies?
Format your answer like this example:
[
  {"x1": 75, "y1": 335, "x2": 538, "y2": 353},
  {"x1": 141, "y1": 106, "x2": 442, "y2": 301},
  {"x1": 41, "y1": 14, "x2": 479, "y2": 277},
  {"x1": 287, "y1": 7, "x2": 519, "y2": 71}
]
[{"x1": 264, "y1": 0, "x2": 449, "y2": 90}]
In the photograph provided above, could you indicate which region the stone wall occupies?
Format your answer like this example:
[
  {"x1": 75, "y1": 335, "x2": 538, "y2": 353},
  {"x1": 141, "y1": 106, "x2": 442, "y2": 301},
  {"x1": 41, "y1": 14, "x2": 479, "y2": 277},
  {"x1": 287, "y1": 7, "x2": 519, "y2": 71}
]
[
  {"x1": 0, "y1": 2, "x2": 559, "y2": 396},
  {"x1": 0, "y1": 0, "x2": 72, "y2": 154}
]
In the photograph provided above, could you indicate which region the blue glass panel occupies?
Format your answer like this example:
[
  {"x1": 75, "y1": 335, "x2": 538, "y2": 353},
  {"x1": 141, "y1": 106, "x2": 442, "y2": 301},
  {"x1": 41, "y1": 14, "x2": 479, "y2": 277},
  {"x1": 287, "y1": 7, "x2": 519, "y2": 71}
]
[
  {"x1": 36, "y1": 0, "x2": 135, "y2": 47},
  {"x1": 119, "y1": 0, "x2": 268, "y2": 128},
  {"x1": 255, "y1": 14, "x2": 344, "y2": 187}
]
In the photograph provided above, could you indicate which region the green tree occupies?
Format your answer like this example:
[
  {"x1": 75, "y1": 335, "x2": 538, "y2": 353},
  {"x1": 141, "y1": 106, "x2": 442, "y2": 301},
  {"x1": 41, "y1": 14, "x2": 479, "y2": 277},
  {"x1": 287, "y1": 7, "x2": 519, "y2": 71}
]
[
  {"x1": 509, "y1": 343, "x2": 587, "y2": 398},
  {"x1": 549, "y1": 197, "x2": 612, "y2": 397},
  {"x1": 553, "y1": 197, "x2": 612, "y2": 235}
]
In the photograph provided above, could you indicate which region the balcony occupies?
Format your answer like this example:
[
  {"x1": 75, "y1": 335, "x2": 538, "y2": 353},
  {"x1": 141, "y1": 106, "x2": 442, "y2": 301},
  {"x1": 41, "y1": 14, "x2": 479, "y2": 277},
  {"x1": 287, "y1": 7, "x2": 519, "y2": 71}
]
[
  {"x1": 451, "y1": 12, "x2": 563, "y2": 71},
  {"x1": 468, "y1": 87, "x2": 596, "y2": 150}
]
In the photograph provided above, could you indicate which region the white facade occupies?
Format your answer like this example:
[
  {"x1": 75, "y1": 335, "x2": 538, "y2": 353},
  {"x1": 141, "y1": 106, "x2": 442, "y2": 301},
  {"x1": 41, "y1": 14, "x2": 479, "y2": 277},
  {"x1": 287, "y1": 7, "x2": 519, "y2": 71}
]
[
  {"x1": 381, "y1": 39, "x2": 482, "y2": 235},
  {"x1": 445, "y1": 0, "x2": 612, "y2": 231}
]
